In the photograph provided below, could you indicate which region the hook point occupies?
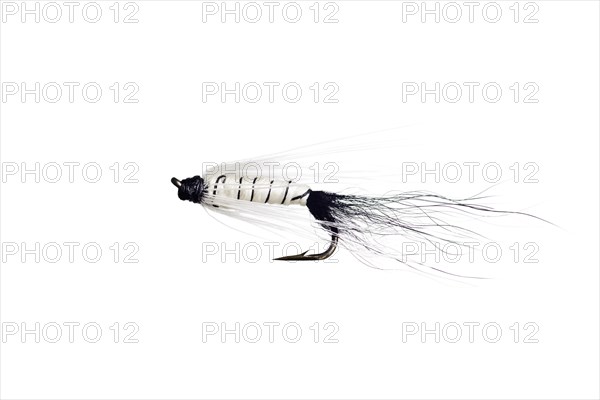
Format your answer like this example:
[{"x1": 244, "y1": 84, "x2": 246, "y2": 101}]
[{"x1": 273, "y1": 230, "x2": 338, "y2": 261}]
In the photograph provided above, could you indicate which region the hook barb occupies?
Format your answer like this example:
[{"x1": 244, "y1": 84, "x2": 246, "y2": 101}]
[{"x1": 274, "y1": 229, "x2": 338, "y2": 261}]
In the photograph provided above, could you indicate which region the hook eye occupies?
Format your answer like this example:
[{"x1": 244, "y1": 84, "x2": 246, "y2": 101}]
[{"x1": 171, "y1": 177, "x2": 182, "y2": 188}]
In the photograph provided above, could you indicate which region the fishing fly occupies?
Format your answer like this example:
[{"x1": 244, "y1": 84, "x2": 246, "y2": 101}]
[{"x1": 171, "y1": 137, "x2": 544, "y2": 275}]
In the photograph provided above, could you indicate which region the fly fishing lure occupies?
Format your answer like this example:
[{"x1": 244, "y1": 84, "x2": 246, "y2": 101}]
[{"x1": 171, "y1": 156, "x2": 541, "y2": 270}]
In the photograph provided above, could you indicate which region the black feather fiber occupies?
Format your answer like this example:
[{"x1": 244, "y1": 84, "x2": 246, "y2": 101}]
[{"x1": 305, "y1": 189, "x2": 544, "y2": 274}]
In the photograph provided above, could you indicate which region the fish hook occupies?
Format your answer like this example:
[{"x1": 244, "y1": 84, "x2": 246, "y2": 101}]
[{"x1": 274, "y1": 227, "x2": 338, "y2": 261}]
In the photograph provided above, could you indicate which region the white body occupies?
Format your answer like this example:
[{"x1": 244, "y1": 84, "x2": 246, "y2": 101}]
[{"x1": 204, "y1": 173, "x2": 311, "y2": 207}]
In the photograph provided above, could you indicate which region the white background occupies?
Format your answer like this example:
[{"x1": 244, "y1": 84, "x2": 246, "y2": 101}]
[{"x1": 1, "y1": 1, "x2": 599, "y2": 399}]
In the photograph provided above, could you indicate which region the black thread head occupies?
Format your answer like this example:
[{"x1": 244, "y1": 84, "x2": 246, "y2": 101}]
[{"x1": 172, "y1": 176, "x2": 205, "y2": 204}]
